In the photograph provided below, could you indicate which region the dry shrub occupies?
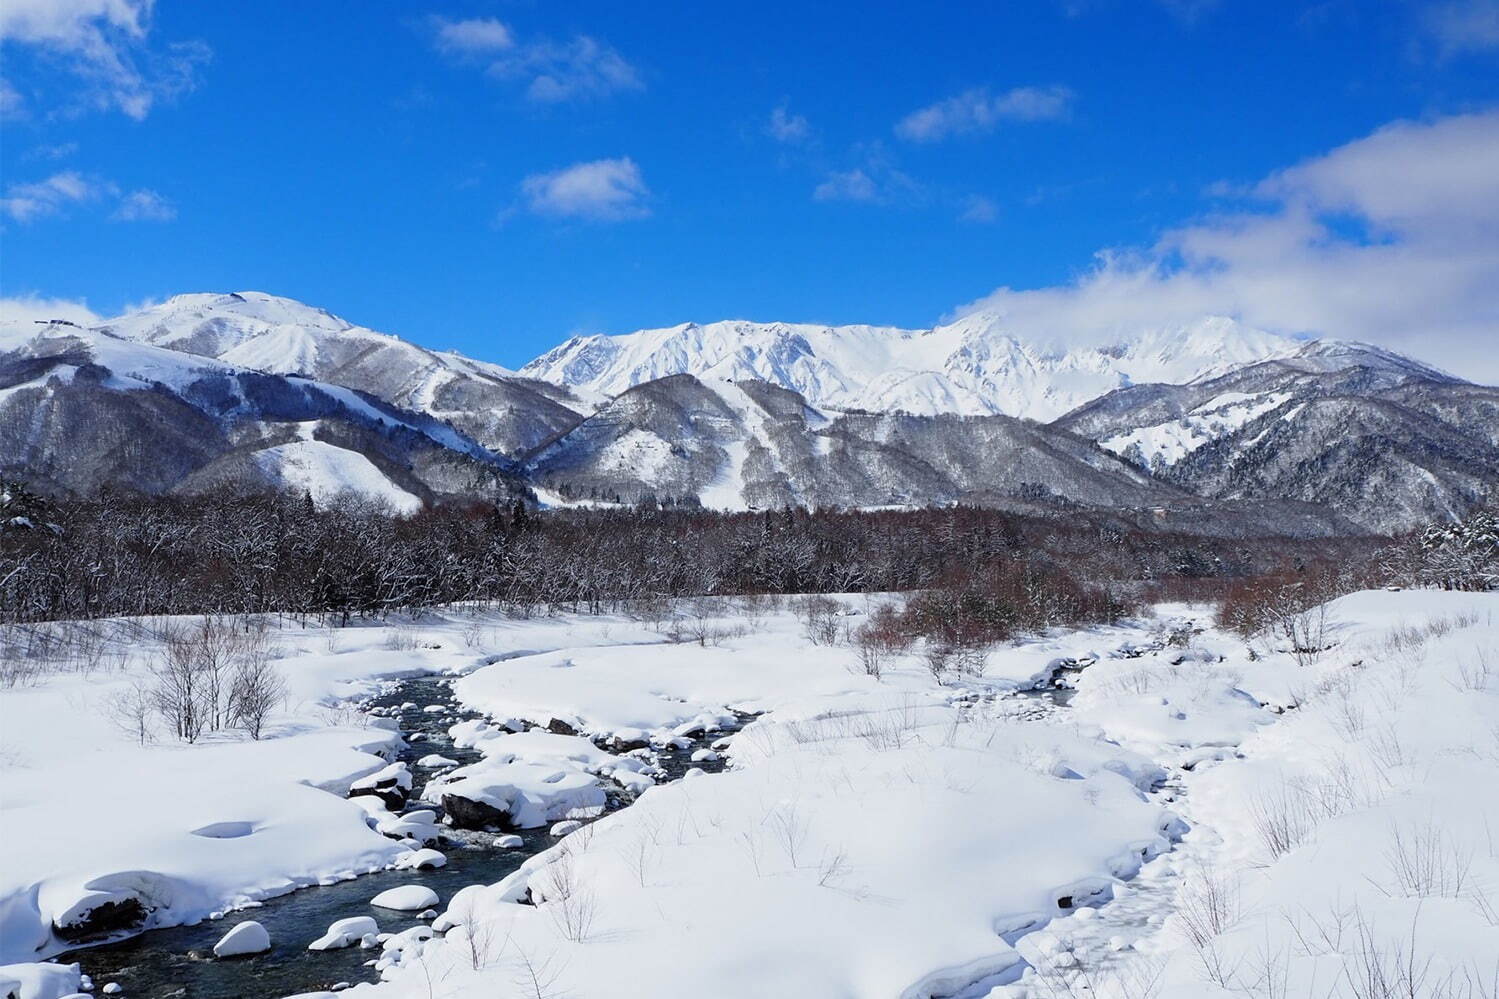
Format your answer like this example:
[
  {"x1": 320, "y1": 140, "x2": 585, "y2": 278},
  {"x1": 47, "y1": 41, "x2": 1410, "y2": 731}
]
[{"x1": 896, "y1": 559, "x2": 1134, "y2": 651}]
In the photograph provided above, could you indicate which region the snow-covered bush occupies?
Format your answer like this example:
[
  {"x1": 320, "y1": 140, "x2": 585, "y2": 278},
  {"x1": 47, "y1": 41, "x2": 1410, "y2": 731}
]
[
  {"x1": 795, "y1": 595, "x2": 844, "y2": 646},
  {"x1": 1216, "y1": 565, "x2": 1348, "y2": 664},
  {"x1": 1381, "y1": 510, "x2": 1499, "y2": 591}
]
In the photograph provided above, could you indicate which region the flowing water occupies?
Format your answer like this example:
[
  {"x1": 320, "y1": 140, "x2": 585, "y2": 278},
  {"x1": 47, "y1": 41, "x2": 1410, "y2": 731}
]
[{"x1": 62, "y1": 675, "x2": 729, "y2": 999}]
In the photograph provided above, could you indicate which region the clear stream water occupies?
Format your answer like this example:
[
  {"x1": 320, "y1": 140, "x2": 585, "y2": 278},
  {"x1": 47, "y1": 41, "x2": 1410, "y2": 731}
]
[
  {"x1": 58, "y1": 654, "x2": 1099, "y2": 999},
  {"x1": 62, "y1": 675, "x2": 729, "y2": 999}
]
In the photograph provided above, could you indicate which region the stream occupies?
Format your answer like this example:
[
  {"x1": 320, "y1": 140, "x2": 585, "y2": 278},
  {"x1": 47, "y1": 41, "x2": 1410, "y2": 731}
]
[
  {"x1": 62, "y1": 675, "x2": 728, "y2": 999},
  {"x1": 58, "y1": 647, "x2": 1156, "y2": 998}
]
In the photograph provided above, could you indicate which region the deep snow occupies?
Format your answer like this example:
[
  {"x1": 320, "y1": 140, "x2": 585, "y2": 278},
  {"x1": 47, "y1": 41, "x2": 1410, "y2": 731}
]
[{"x1": 3, "y1": 589, "x2": 1497, "y2": 999}]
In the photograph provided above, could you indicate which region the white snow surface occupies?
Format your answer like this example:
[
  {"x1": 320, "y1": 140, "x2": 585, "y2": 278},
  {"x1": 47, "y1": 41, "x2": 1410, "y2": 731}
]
[
  {"x1": 211, "y1": 920, "x2": 270, "y2": 957},
  {"x1": 251, "y1": 439, "x2": 422, "y2": 514},
  {"x1": 5, "y1": 590, "x2": 1497, "y2": 999},
  {"x1": 0, "y1": 609, "x2": 678, "y2": 965},
  {"x1": 520, "y1": 313, "x2": 1308, "y2": 421},
  {"x1": 369, "y1": 886, "x2": 438, "y2": 912},
  {"x1": 1100, "y1": 390, "x2": 1293, "y2": 467}
]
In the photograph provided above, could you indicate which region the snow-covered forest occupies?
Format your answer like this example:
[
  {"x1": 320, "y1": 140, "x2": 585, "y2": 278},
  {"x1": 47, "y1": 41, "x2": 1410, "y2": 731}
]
[
  {"x1": 2, "y1": 496, "x2": 1497, "y2": 999},
  {"x1": 1, "y1": 480, "x2": 1388, "y2": 624}
]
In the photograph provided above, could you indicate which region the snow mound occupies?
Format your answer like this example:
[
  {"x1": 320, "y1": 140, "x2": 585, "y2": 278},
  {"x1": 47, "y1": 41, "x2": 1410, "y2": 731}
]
[
  {"x1": 370, "y1": 886, "x2": 438, "y2": 912},
  {"x1": 212, "y1": 920, "x2": 270, "y2": 958},
  {"x1": 309, "y1": 916, "x2": 380, "y2": 951}
]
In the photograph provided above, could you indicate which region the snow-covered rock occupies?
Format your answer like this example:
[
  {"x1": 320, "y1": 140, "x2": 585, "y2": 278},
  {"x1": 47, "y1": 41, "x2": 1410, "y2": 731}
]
[
  {"x1": 423, "y1": 761, "x2": 605, "y2": 831},
  {"x1": 0, "y1": 962, "x2": 82, "y2": 999},
  {"x1": 393, "y1": 849, "x2": 446, "y2": 871},
  {"x1": 370, "y1": 886, "x2": 439, "y2": 912},
  {"x1": 309, "y1": 916, "x2": 380, "y2": 951},
  {"x1": 212, "y1": 920, "x2": 271, "y2": 958}
]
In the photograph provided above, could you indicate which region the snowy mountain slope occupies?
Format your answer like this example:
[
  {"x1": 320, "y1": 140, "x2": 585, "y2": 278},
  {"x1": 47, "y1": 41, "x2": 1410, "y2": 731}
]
[
  {"x1": 249, "y1": 437, "x2": 424, "y2": 515},
  {"x1": 1164, "y1": 394, "x2": 1499, "y2": 533},
  {"x1": 519, "y1": 313, "x2": 1306, "y2": 420},
  {"x1": 523, "y1": 373, "x2": 1358, "y2": 537},
  {"x1": 98, "y1": 292, "x2": 587, "y2": 457},
  {"x1": 1051, "y1": 343, "x2": 1499, "y2": 532},
  {"x1": 0, "y1": 320, "x2": 527, "y2": 507},
  {"x1": 9, "y1": 290, "x2": 1490, "y2": 531},
  {"x1": 1055, "y1": 339, "x2": 1458, "y2": 446}
]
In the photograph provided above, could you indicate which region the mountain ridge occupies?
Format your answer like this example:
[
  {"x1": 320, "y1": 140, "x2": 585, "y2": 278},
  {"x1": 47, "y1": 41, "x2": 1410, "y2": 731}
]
[{"x1": 4, "y1": 290, "x2": 1492, "y2": 533}]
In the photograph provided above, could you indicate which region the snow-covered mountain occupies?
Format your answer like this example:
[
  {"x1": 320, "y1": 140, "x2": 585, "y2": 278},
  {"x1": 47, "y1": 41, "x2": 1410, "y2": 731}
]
[
  {"x1": 5, "y1": 289, "x2": 1493, "y2": 532},
  {"x1": 1053, "y1": 342, "x2": 1499, "y2": 532},
  {"x1": 524, "y1": 373, "x2": 1358, "y2": 536},
  {"x1": 0, "y1": 317, "x2": 527, "y2": 507},
  {"x1": 518, "y1": 313, "x2": 1305, "y2": 421},
  {"x1": 100, "y1": 292, "x2": 587, "y2": 457}
]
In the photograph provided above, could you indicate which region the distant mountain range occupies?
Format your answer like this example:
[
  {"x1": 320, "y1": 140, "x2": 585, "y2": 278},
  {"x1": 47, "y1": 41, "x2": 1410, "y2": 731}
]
[{"x1": 3, "y1": 290, "x2": 1495, "y2": 534}]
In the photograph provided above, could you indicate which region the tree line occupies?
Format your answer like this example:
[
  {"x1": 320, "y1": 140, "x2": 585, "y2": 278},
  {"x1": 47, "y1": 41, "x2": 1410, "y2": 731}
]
[{"x1": 0, "y1": 481, "x2": 1393, "y2": 625}]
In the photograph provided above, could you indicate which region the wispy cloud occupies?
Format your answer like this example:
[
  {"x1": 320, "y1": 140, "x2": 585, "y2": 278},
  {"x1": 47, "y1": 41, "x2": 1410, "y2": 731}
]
[
  {"x1": 430, "y1": 16, "x2": 641, "y2": 103},
  {"x1": 25, "y1": 141, "x2": 79, "y2": 161},
  {"x1": 1423, "y1": 0, "x2": 1499, "y2": 55},
  {"x1": 432, "y1": 17, "x2": 513, "y2": 55},
  {"x1": 896, "y1": 85, "x2": 1075, "y2": 142},
  {"x1": 959, "y1": 195, "x2": 999, "y2": 224},
  {"x1": 1059, "y1": 0, "x2": 1221, "y2": 21},
  {"x1": 813, "y1": 169, "x2": 878, "y2": 203},
  {"x1": 767, "y1": 103, "x2": 811, "y2": 143},
  {"x1": 951, "y1": 109, "x2": 1499, "y2": 384},
  {"x1": 520, "y1": 157, "x2": 650, "y2": 221},
  {"x1": 2, "y1": 170, "x2": 176, "y2": 223},
  {"x1": 0, "y1": 0, "x2": 209, "y2": 120},
  {"x1": 0, "y1": 77, "x2": 24, "y2": 120},
  {"x1": 1, "y1": 170, "x2": 102, "y2": 222},
  {"x1": 813, "y1": 144, "x2": 922, "y2": 205},
  {"x1": 112, "y1": 188, "x2": 175, "y2": 221},
  {"x1": 0, "y1": 292, "x2": 102, "y2": 326}
]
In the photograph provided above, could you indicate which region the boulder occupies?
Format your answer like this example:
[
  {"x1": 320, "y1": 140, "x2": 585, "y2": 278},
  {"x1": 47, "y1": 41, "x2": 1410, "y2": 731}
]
[{"x1": 440, "y1": 793, "x2": 513, "y2": 831}]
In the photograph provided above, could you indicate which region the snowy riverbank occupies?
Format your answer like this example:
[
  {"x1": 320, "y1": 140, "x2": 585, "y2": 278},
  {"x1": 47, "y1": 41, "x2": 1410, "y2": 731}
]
[{"x1": 4, "y1": 589, "x2": 1497, "y2": 999}]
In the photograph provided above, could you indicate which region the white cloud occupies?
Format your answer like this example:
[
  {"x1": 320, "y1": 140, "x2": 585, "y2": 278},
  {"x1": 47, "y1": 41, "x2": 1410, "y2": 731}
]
[
  {"x1": 0, "y1": 0, "x2": 209, "y2": 120},
  {"x1": 0, "y1": 293, "x2": 101, "y2": 326},
  {"x1": 767, "y1": 104, "x2": 811, "y2": 143},
  {"x1": 25, "y1": 141, "x2": 79, "y2": 160},
  {"x1": 896, "y1": 85, "x2": 1075, "y2": 142},
  {"x1": 0, "y1": 76, "x2": 24, "y2": 119},
  {"x1": 813, "y1": 145, "x2": 922, "y2": 206},
  {"x1": 959, "y1": 195, "x2": 999, "y2": 223},
  {"x1": 1, "y1": 170, "x2": 103, "y2": 222},
  {"x1": 432, "y1": 17, "x2": 513, "y2": 54},
  {"x1": 2, "y1": 171, "x2": 176, "y2": 223},
  {"x1": 431, "y1": 18, "x2": 640, "y2": 103},
  {"x1": 521, "y1": 157, "x2": 650, "y2": 221},
  {"x1": 1423, "y1": 0, "x2": 1499, "y2": 54},
  {"x1": 950, "y1": 109, "x2": 1499, "y2": 384},
  {"x1": 112, "y1": 187, "x2": 174, "y2": 221},
  {"x1": 813, "y1": 169, "x2": 878, "y2": 203}
]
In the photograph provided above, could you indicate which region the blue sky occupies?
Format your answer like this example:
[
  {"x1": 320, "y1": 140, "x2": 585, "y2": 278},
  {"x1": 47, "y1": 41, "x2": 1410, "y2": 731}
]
[{"x1": 3, "y1": 0, "x2": 1499, "y2": 370}]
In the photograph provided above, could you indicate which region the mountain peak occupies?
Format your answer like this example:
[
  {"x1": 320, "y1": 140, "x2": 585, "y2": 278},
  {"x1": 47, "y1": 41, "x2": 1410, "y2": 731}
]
[{"x1": 520, "y1": 312, "x2": 1310, "y2": 421}]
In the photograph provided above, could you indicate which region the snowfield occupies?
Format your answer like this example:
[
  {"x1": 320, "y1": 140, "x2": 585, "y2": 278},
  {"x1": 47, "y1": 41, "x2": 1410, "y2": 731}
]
[
  {"x1": 2, "y1": 589, "x2": 1497, "y2": 999},
  {"x1": 250, "y1": 438, "x2": 423, "y2": 515},
  {"x1": 518, "y1": 313, "x2": 1304, "y2": 421}
]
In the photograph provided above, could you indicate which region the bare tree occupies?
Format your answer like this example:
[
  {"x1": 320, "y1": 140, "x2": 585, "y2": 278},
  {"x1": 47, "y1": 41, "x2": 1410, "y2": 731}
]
[{"x1": 229, "y1": 654, "x2": 287, "y2": 740}]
